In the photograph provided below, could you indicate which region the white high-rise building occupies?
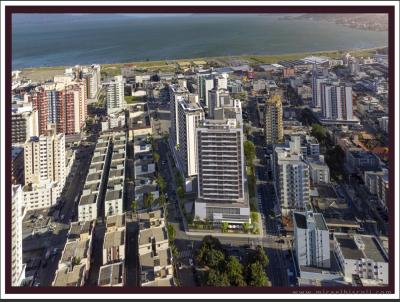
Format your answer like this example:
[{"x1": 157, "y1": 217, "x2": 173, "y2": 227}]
[
  {"x1": 83, "y1": 64, "x2": 101, "y2": 99},
  {"x1": 321, "y1": 83, "x2": 354, "y2": 121},
  {"x1": 208, "y1": 88, "x2": 231, "y2": 119},
  {"x1": 272, "y1": 136, "x2": 310, "y2": 215},
  {"x1": 293, "y1": 207, "x2": 330, "y2": 269},
  {"x1": 106, "y1": 75, "x2": 125, "y2": 115},
  {"x1": 195, "y1": 100, "x2": 250, "y2": 226},
  {"x1": 11, "y1": 185, "x2": 26, "y2": 286},
  {"x1": 203, "y1": 78, "x2": 215, "y2": 108},
  {"x1": 176, "y1": 100, "x2": 204, "y2": 177},
  {"x1": 24, "y1": 131, "x2": 66, "y2": 188},
  {"x1": 214, "y1": 74, "x2": 228, "y2": 90},
  {"x1": 169, "y1": 84, "x2": 189, "y2": 150},
  {"x1": 11, "y1": 104, "x2": 39, "y2": 146}
]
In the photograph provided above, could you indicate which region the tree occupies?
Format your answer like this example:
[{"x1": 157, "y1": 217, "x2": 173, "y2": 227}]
[
  {"x1": 204, "y1": 249, "x2": 225, "y2": 269},
  {"x1": 205, "y1": 269, "x2": 230, "y2": 287},
  {"x1": 175, "y1": 172, "x2": 184, "y2": 187},
  {"x1": 130, "y1": 200, "x2": 137, "y2": 213},
  {"x1": 167, "y1": 224, "x2": 176, "y2": 243},
  {"x1": 144, "y1": 192, "x2": 154, "y2": 209},
  {"x1": 157, "y1": 194, "x2": 167, "y2": 208},
  {"x1": 242, "y1": 222, "x2": 250, "y2": 233},
  {"x1": 225, "y1": 256, "x2": 246, "y2": 286},
  {"x1": 176, "y1": 186, "x2": 185, "y2": 200},
  {"x1": 247, "y1": 262, "x2": 269, "y2": 286},
  {"x1": 156, "y1": 175, "x2": 166, "y2": 193},
  {"x1": 171, "y1": 244, "x2": 178, "y2": 259},
  {"x1": 153, "y1": 152, "x2": 160, "y2": 163},
  {"x1": 244, "y1": 140, "x2": 256, "y2": 167},
  {"x1": 251, "y1": 246, "x2": 269, "y2": 268},
  {"x1": 221, "y1": 222, "x2": 229, "y2": 233},
  {"x1": 311, "y1": 124, "x2": 327, "y2": 143},
  {"x1": 251, "y1": 212, "x2": 259, "y2": 223}
]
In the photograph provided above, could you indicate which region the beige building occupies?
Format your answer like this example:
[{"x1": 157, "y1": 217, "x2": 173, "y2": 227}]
[
  {"x1": 264, "y1": 94, "x2": 283, "y2": 145},
  {"x1": 24, "y1": 130, "x2": 66, "y2": 188}
]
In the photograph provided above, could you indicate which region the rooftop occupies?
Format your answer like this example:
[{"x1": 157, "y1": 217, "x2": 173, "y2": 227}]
[
  {"x1": 335, "y1": 234, "x2": 388, "y2": 262},
  {"x1": 98, "y1": 262, "x2": 124, "y2": 286},
  {"x1": 103, "y1": 230, "x2": 125, "y2": 249},
  {"x1": 79, "y1": 193, "x2": 97, "y2": 206},
  {"x1": 68, "y1": 221, "x2": 93, "y2": 240},
  {"x1": 53, "y1": 264, "x2": 85, "y2": 287},
  {"x1": 60, "y1": 239, "x2": 90, "y2": 263},
  {"x1": 105, "y1": 190, "x2": 123, "y2": 201},
  {"x1": 140, "y1": 248, "x2": 172, "y2": 270},
  {"x1": 139, "y1": 226, "x2": 168, "y2": 246},
  {"x1": 106, "y1": 214, "x2": 126, "y2": 231}
]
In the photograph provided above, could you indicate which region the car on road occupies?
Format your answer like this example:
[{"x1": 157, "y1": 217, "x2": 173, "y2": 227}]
[{"x1": 188, "y1": 258, "x2": 194, "y2": 266}]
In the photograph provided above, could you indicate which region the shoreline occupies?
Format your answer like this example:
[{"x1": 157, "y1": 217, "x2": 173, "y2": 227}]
[{"x1": 17, "y1": 46, "x2": 387, "y2": 76}]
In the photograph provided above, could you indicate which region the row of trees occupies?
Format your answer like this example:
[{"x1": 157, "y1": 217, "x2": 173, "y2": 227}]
[{"x1": 196, "y1": 236, "x2": 270, "y2": 287}]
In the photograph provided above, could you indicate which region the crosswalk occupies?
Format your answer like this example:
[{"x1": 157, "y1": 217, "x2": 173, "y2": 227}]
[{"x1": 178, "y1": 249, "x2": 193, "y2": 259}]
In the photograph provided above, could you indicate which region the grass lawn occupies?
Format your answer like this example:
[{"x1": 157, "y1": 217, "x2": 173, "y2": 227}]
[{"x1": 125, "y1": 95, "x2": 145, "y2": 104}]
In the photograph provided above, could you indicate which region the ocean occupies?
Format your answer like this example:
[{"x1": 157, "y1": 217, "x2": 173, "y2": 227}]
[{"x1": 11, "y1": 14, "x2": 388, "y2": 70}]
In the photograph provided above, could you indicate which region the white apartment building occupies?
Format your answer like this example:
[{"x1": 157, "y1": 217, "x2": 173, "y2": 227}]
[
  {"x1": 23, "y1": 180, "x2": 61, "y2": 210},
  {"x1": 11, "y1": 185, "x2": 26, "y2": 286},
  {"x1": 83, "y1": 64, "x2": 101, "y2": 99},
  {"x1": 264, "y1": 94, "x2": 283, "y2": 145},
  {"x1": 138, "y1": 210, "x2": 174, "y2": 287},
  {"x1": 293, "y1": 208, "x2": 330, "y2": 269},
  {"x1": 195, "y1": 100, "x2": 250, "y2": 226},
  {"x1": 11, "y1": 104, "x2": 39, "y2": 145},
  {"x1": 106, "y1": 75, "x2": 125, "y2": 114},
  {"x1": 176, "y1": 99, "x2": 204, "y2": 177},
  {"x1": 272, "y1": 136, "x2": 310, "y2": 215},
  {"x1": 208, "y1": 88, "x2": 231, "y2": 119},
  {"x1": 169, "y1": 84, "x2": 189, "y2": 150},
  {"x1": 364, "y1": 168, "x2": 389, "y2": 208},
  {"x1": 378, "y1": 116, "x2": 389, "y2": 133},
  {"x1": 78, "y1": 134, "x2": 112, "y2": 222},
  {"x1": 321, "y1": 83, "x2": 354, "y2": 122},
  {"x1": 214, "y1": 74, "x2": 228, "y2": 90},
  {"x1": 308, "y1": 157, "x2": 331, "y2": 185},
  {"x1": 334, "y1": 233, "x2": 389, "y2": 285},
  {"x1": 24, "y1": 131, "x2": 66, "y2": 188}
]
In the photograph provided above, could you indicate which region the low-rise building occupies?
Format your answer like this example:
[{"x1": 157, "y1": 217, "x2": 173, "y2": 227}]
[
  {"x1": 98, "y1": 262, "x2": 125, "y2": 287},
  {"x1": 334, "y1": 233, "x2": 388, "y2": 285},
  {"x1": 138, "y1": 210, "x2": 174, "y2": 287}
]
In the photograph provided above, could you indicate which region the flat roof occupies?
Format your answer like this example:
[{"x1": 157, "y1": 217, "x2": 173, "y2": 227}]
[
  {"x1": 86, "y1": 172, "x2": 102, "y2": 182},
  {"x1": 140, "y1": 248, "x2": 172, "y2": 269},
  {"x1": 61, "y1": 240, "x2": 90, "y2": 263},
  {"x1": 109, "y1": 169, "x2": 124, "y2": 179},
  {"x1": 98, "y1": 262, "x2": 124, "y2": 286},
  {"x1": 106, "y1": 214, "x2": 126, "y2": 230},
  {"x1": 103, "y1": 230, "x2": 125, "y2": 249},
  {"x1": 68, "y1": 221, "x2": 93, "y2": 240},
  {"x1": 80, "y1": 193, "x2": 97, "y2": 205},
  {"x1": 105, "y1": 190, "x2": 123, "y2": 201},
  {"x1": 139, "y1": 226, "x2": 168, "y2": 246},
  {"x1": 53, "y1": 264, "x2": 85, "y2": 286}
]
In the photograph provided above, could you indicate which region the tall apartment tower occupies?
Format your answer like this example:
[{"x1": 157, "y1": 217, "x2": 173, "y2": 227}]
[
  {"x1": 293, "y1": 206, "x2": 330, "y2": 269},
  {"x1": 321, "y1": 83, "x2": 353, "y2": 121},
  {"x1": 24, "y1": 130, "x2": 66, "y2": 188},
  {"x1": 197, "y1": 72, "x2": 213, "y2": 104},
  {"x1": 311, "y1": 63, "x2": 328, "y2": 109},
  {"x1": 169, "y1": 84, "x2": 189, "y2": 150},
  {"x1": 208, "y1": 88, "x2": 231, "y2": 119},
  {"x1": 11, "y1": 185, "x2": 26, "y2": 286},
  {"x1": 176, "y1": 100, "x2": 204, "y2": 177},
  {"x1": 83, "y1": 64, "x2": 101, "y2": 99},
  {"x1": 272, "y1": 136, "x2": 310, "y2": 215},
  {"x1": 264, "y1": 94, "x2": 283, "y2": 145},
  {"x1": 29, "y1": 82, "x2": 87, "y2": 135},
  {"x1": 195, "y1": 100, "x2": 250, "y2": 226},
  {"x1": 11, "y1": 105, "x2": 39, "y2": 145},
  {"x1": 106, "y1": 75, "x2": 125, "y2": 114}
]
